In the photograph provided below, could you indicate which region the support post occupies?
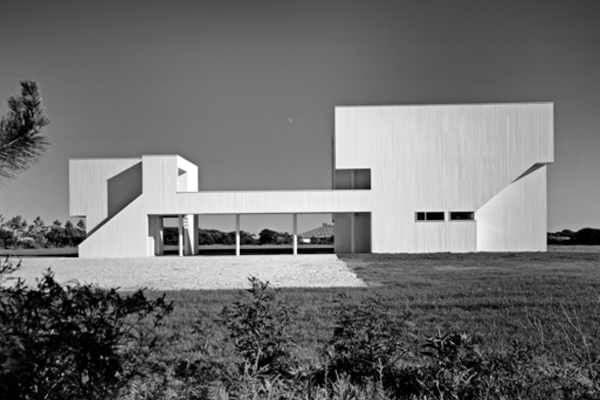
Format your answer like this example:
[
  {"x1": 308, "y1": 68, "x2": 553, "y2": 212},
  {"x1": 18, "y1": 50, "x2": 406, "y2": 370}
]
[
  {"x1": 235, "y1": 214, "x2": 240, "y2": 256},
  {"x1": 350, "y1": 212, "x2": 355, "y2": 254},
  {"x1": 350, "y1": 171, "x2": 356, "y2": 254},
  {"x1": 193, "y1": 215, "x2": 199, "y2": 255},
  {"x1": 159, "y1": 217, "x2": 164, "y2": 255},
  {"x1": 183, "y1": 215, "x2": 189, "y2": 255},
  {"x1": 148, "y1": 216, "x2": 164, "y2": 256},
  {"x1": 183, "y1": 214, "x2": 195, "y2": 256},
  {"x1": 293, "y1": 213, "x2": 298, "y2": 255},
  {"x1": 178, "y1": 215, "x2": 183, "y2": 257}
]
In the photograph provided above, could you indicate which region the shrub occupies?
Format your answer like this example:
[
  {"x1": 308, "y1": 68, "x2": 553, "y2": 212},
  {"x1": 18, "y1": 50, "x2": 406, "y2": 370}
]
[
  {"x1": 0, "y1": 257, "x2": 173, "y2": 400},
  {"x1": 414, "y1": 332, "x2": 600, "y2": 400},
  {"x1": 416, "y1": 332, "x2": 488, "y2": 399},
  {"x1": 324, "y1": 295, "x2": 412, "y2": 385},
  {"x1": 221, "y1": 277, "x2": 295, "y2": 376},
  {"x1": 575, "y1": 228, "x2": 600, "y2": 245}
]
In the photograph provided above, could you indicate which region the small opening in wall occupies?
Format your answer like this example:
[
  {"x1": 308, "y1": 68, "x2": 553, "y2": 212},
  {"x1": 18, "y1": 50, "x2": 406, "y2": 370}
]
[
  {"x1": 334, "y1": 169, "x2": 371, "y2": 190},
  {"x1": 415, "y1": 211, "x2": 445, "y2": 221},
  {"x1": 450, "y1": 211, "x2": 475, "y2": 221}
]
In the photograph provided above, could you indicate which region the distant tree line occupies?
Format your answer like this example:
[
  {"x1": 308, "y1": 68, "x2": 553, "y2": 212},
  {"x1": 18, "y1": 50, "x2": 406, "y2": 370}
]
[
  {"x1": 0, "y1": 215, "x2": 86, "y2": 249},
  {"x1": 163, "y1": 228, "x2": 334, "y2": 246},
  {"x1": 548, "y1": 228, "x2": 600, "y2": 245},
  {"x1": 163, "y1": 228, "x2": 258, "y2": 246}
]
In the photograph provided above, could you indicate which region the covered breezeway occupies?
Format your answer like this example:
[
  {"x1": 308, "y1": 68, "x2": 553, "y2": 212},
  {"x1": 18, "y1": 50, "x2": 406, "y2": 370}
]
[{"x1": 148, "y1": 212, "x2": 371, "y2": 257}]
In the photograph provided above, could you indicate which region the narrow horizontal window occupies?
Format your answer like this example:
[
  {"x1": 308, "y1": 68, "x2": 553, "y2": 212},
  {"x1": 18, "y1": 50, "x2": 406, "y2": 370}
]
[
  {"x1": 450, "y1": 211, "x2": 474, "y2": 221},
  {"x1": 415, "y1": 211, "x2": 445, "y2": 222}
]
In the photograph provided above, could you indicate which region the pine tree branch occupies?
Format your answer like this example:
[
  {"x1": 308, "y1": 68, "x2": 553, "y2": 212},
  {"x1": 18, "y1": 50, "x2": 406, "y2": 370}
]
[{"x1": 0, "y1": 80, "x2": 50, "y2": 183}]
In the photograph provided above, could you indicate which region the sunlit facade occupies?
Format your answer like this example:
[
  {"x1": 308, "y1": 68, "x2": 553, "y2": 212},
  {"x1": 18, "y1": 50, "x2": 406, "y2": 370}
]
[{"x1": 70, "y1": 103, "x2": 553, "y2": 258}]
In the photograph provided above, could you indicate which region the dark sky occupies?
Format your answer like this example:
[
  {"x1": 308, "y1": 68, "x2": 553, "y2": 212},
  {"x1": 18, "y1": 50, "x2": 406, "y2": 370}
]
[{"x1": 1, "y1": 0, "x2": 599, "y2": 233}]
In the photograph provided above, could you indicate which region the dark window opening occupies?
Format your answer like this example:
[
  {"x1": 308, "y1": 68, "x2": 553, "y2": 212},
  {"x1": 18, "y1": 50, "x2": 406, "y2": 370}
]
[
  {"x1": 415, "y1": 211, "x2": 445, "y2": 222},
  {"x1": 334, "y1": 169, "x2": 371, "y2": 190},
  {"x1": 450, "y1": 211, "x2": 475, "y2": 221}
]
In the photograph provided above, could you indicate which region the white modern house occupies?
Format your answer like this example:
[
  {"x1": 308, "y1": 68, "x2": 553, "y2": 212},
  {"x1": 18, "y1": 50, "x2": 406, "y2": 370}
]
[{"x1": 70, "y1": 103, "x2": 554, "y2": 258}]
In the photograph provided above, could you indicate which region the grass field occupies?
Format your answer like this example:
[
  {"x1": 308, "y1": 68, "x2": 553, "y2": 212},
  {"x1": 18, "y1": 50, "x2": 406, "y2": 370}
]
[
  {"x1": 155, "y1": 251, "x2": 600, "y2": 365},
  {"x1": 1, "y1": 247, "x2": 79, "y2": 257},
  {"x1": 5, "y1": 248, "x2": 599, "y2": 355},
  {"x1": 5, "y1": 250, "x2": 600, "y2": 398}
]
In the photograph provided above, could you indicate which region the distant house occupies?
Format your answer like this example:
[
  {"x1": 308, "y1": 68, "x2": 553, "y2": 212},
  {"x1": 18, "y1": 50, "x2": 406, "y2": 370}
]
[{"x1": 300, "y1": 223, "x2": 334, "y2": 243}]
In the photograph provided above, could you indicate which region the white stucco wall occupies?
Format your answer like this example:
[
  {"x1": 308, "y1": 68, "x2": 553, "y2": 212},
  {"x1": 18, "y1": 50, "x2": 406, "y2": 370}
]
[
  {"x1": 71, "y1": 103, "x2": 553, "y2": 257},
  {"x1": 334, "y1": 103, "x2": 553, "y2": 253}
]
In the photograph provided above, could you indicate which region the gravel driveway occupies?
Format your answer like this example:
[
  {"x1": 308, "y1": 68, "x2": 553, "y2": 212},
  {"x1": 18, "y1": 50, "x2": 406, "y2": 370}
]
[{"x1": 3, "y1": 255, "x2": 366, "y2": 291}]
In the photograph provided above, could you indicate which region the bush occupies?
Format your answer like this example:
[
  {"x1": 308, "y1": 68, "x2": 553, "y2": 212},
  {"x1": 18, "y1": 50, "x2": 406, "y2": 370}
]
[
  {"x1": 0, "y1": 257, "x2": 173, "y2": 400},
  {"x1": 324, "y1": 295, "x2": 412, "y2": 385},
  {"x1": 222, "y1": 277, "x2": 295, "y2": 377},
  {"x1": 574, "y1": 228, "x2": 600, "y2": 245}
]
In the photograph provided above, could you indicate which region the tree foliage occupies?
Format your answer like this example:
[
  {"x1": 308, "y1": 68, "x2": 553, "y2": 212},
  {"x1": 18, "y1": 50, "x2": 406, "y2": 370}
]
[
  {"x1": 548, "y1": 227, "x2": 600, "y2": 245},
  {"x1": 258, "y1": 228, "x2": 292, "y2": 245},
  {"x1": 163, "y1": 228, "x2": 259, "y2": 246},
  {"x1": 574, "y1": 228, "x2": 600, "y2": 245},
  {"x1": 0, "y1": 258, "x2": 173, "y2": 400},
  {"x1": 0, "y1": 215, "x2": 86, "y2": 249},
  {"x1": 0, "y1": 81, "x2": 50, "y2": 182}
]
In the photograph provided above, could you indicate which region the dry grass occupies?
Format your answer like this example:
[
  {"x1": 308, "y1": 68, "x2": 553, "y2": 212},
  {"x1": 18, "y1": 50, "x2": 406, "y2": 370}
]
[{"x1": 150, "y1": 250, "x2": 600, "y2": 365}]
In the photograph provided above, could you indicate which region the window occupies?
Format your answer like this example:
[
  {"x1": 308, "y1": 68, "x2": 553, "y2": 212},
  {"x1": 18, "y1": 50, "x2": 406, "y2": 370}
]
[
  {"x1": 334, "y1": 169, "x2": 371, "y2": 190},
  {"x1": 415, "y1": 211, "x2": 445, "y2": 222},
  {"x1": 450, "y1": 211, "x2": 474, "y2": 221}
]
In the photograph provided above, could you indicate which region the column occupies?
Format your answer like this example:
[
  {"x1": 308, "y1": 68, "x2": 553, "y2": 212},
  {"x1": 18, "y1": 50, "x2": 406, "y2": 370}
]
[
  {"x1": 148, "y1": 216, "x2": 163, "y2": 256},
  {"x1": 193, "y1": 215, "x2": 199, "y2": 255},
  {"x1": 293, "y1": 213, "x2": 298, "y2": 255},
  {"x1": 183, "y1": 215, "x2": 189, "y2": 255},
  {"x1": 350, "y1": 212, "x2": 356, "y2": 254},
  {"x1": 158, "y1": 217, "x2": 164, "y2": 255},
  {"x1": 350, "y1": 171, "x2": 356, "y2": 254},
  {"x1": 235, "y1": 214, "x2": 241, "y2": 256},
  {"x1": 178, "y1": 215, "x2": 183, "y2": 257},
  {"x1": 183, "y1": 214, "x2": 195, "y2": 256}
]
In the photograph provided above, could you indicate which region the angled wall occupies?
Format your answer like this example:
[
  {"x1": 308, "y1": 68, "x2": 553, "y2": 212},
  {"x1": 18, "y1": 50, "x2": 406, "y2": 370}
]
[
  {"x1": 69, "y1": 158, "x2": 141, "y2": 233},
  {"x1": 476, "y1": 165, "x2": 547, "y2": 251}
]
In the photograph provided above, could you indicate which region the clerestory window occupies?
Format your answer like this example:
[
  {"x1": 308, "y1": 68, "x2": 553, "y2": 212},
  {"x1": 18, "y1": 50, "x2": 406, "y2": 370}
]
[
  {"x1": 450, "y1": 211, "x2": 474, "y2": 221},
  {"x1": 415, "y1": 211, "x2": 445, "y2": 222}
]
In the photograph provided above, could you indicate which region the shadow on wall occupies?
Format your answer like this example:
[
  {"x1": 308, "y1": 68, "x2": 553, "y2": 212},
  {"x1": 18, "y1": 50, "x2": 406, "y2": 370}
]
[
  {"x1": 86, "y1": 163, "x2": 143, "y2": 238},
  {"x1": 108, "y1": 163, "x2": 142, "y2": 219}
]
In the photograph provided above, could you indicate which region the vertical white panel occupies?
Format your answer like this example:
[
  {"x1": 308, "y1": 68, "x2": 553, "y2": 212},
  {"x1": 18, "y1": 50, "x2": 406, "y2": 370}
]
[
  {"x1": 148, "y1": 215, "x2": 163, "y2": 256},
  {"x1": 235, "y1": 214, "x2": 240, "y2": 256},
  {"x1": 178, "y1": 215, "x2": 183, "y2": 257},
  {"x1": 184, "y1": 214, "x2": 194, "y2": 255},
  {"x1": 293, "y1": 214, "x2": 298, "y2": 255}
]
